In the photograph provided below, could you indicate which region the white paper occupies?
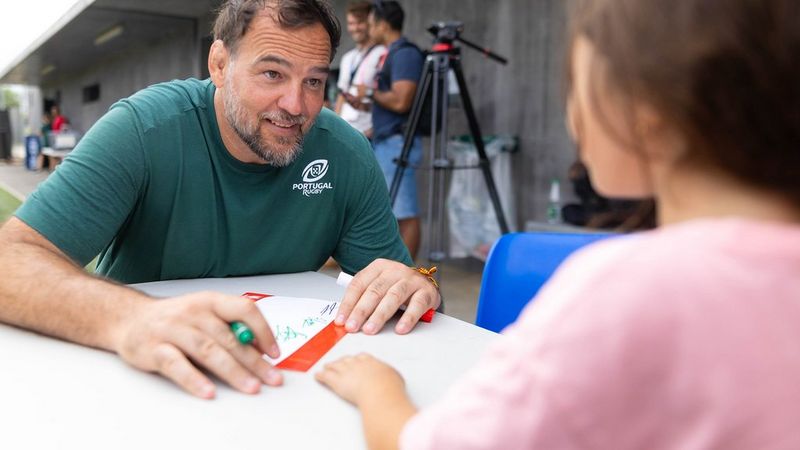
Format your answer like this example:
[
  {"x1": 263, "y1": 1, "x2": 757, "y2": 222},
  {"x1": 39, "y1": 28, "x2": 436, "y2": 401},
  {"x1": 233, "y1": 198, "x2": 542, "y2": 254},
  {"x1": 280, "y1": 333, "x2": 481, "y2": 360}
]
[{"x1": 255, "y1": 296, "x2": 340, "y2": 365}]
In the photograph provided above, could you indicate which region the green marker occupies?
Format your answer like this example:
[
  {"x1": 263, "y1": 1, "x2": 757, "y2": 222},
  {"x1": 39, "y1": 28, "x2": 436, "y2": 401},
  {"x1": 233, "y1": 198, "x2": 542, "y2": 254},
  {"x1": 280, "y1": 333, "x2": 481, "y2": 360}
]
[{"x1": 230, "y1": 321, "x2": 254, "y2": 345}]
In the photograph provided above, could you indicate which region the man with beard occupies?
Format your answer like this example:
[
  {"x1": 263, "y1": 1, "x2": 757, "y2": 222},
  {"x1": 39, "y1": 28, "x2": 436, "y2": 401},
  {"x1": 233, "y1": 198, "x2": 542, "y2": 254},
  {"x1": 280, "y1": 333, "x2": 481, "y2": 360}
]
[{"x1": 0, "y1": 0, "x2": 440, "y2": 400}]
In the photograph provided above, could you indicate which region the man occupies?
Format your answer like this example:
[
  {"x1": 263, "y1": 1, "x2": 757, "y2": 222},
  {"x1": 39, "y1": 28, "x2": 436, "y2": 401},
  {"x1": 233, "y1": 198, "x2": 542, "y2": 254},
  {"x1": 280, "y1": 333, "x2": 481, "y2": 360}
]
[
  {"x1": 354, "y1": 0, "x2": 424, "y2": 259},
  {"x1": 334, "y1": 1, "x2": 384, "y2": 138},
  {"x1": 0, "y1": 0, "x2": 439, "y2": 400}
]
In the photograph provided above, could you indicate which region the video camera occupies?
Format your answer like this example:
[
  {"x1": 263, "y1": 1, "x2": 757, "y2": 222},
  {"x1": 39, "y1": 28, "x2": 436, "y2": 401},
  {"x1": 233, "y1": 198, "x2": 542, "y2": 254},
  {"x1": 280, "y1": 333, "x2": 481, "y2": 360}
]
[
  {"x1": 427, "y1": 21, "x2": 465, "y2": 44},
  {"x1": 425, "y1": 21, "x2": 508, "y2": 65}
]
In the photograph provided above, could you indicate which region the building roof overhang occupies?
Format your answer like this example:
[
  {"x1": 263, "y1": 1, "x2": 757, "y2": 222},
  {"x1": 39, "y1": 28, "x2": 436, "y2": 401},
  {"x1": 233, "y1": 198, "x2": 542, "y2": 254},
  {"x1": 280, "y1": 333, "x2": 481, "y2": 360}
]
[{"x1": 0, "y1": 0, "x2": 218, "y2": 86}]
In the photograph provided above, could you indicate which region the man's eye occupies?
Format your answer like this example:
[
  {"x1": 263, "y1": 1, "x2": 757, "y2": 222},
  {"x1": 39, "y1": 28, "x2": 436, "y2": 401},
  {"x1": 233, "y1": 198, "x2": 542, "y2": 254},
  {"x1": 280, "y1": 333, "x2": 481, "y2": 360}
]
[
  {"x1": 307, "y1": 78, "x2": 323, "y2": 88},
  {"x1": 264, "y1": 71, "x2": 280, "y2": 80}
]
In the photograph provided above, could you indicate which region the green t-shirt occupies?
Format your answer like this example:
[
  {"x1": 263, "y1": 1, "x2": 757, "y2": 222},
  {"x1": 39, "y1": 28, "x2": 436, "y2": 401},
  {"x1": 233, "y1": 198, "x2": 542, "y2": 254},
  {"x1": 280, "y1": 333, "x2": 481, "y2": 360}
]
[{"x1": 16, "y1": 78, "x2": 411, "y2": 283}]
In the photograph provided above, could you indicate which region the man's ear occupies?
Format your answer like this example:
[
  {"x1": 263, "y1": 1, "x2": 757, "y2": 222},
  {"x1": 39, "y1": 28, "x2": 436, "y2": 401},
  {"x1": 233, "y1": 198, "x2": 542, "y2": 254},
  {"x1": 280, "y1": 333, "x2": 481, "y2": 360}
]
[{"x1": 208, "y1": 40, "x2": 229, "y2": 88}]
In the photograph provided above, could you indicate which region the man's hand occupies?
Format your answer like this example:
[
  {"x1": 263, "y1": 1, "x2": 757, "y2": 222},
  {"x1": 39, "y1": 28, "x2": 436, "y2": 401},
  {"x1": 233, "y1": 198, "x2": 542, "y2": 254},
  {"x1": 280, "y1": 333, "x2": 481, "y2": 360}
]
[
  {"x1": 315, "y1": 353, "x2": 405, "y2": 407},
  {"x1": 343, "y1": 91, "x2": 371, "y2": 111},
  {"x1": 114, "y1": 291, "x2": 283, "y2": 399},
  {"x1": 334, "y1": 259, "x2": 440, "y2": 335}
]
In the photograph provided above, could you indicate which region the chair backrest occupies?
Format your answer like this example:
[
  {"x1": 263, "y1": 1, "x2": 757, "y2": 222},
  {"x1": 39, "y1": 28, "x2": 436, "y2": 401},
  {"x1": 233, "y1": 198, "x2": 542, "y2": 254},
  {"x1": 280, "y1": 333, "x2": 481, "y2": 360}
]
[{"x1": 475, "y1": 231, "x2": 617, "y2": 333}]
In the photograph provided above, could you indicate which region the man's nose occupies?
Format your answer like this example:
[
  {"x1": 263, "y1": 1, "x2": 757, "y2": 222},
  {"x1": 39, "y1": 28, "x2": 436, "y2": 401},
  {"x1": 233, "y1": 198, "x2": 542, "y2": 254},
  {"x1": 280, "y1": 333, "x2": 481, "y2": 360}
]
[{"x1": 277, "y1": 82, "x2": 304, "y2": 116}]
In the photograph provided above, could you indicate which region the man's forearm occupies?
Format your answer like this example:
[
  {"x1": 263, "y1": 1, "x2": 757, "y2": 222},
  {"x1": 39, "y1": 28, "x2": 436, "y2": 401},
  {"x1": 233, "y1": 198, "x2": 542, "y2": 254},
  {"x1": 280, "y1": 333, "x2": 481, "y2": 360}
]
[
  {"x1": 373, "y1": 90, "x2": 411, "y2": 114},
  {"x1": 0, "y1": 218, "x2": 151, "y2": 352}
]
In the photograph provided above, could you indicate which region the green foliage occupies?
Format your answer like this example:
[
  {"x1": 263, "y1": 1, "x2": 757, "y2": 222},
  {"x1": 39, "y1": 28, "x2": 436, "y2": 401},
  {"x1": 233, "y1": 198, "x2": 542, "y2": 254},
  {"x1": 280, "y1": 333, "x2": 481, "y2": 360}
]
[
  {"x1": 0, "y1": 187, "x2": 96, "y2": 272},
  {"x1": 0, "y1": 87, "x2": 20, "y2": 110},
  {"x1": 0, "y1": 186, "x2": 22, "y2": 223}
]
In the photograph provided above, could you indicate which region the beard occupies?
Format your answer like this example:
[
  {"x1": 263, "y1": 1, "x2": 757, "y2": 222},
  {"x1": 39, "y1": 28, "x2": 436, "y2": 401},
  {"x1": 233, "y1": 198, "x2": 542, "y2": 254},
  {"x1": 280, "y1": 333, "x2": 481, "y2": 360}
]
[{"x1": 222, "y1": 78, "x2": 312, "y2": 167}]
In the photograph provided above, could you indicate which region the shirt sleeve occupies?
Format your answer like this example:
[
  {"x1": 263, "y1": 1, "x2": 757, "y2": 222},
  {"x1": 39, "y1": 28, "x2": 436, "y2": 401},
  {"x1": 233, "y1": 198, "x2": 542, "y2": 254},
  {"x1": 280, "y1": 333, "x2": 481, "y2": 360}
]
[
  {"x1": 337, "y1": 51, "x2": 354, "y2": 92},
  {"x1": 14, "y1": 103, "x2": 147, "y2": 266},
  {"x1": 398, "y1": 300, "x2": 583, "y2": 449},
  {"x1": 390, "y1": 46, "x2": 424, "y2": 84},
  {"x1": 399, "y1": 238, "x2": 680, "y2": 449},
  {"x1": 332, "y1": 133, "x2": 412, "y2": 273}
]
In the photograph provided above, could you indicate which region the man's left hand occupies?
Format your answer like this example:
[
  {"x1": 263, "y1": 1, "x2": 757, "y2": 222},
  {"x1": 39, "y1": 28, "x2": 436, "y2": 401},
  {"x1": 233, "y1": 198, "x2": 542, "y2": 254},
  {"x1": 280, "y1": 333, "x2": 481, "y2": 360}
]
[{"x1": 334, "y1": 259, "x2": 440, "y2": 335}]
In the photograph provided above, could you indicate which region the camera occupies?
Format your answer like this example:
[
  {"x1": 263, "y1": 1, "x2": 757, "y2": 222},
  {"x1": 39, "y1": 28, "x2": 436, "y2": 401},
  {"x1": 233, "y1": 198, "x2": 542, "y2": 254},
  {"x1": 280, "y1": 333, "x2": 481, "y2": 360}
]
[{"x1": 427, "y1": 21, "x2": 465, "y2": 43}]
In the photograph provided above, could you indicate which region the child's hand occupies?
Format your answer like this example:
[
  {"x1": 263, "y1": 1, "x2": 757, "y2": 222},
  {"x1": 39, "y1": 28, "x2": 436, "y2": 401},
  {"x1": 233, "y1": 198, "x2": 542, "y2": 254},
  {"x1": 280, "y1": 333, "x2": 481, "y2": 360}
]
[{"x1": 315, "y1": 353, "x2": 405, "y2": 406}]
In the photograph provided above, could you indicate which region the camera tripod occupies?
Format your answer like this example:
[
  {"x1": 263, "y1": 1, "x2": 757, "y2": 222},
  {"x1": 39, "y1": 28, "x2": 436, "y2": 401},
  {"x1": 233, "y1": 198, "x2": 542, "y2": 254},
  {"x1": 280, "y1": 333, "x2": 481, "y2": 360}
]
[{"x1": 389, "y1": 22, "x2": 510, "y2": 262}]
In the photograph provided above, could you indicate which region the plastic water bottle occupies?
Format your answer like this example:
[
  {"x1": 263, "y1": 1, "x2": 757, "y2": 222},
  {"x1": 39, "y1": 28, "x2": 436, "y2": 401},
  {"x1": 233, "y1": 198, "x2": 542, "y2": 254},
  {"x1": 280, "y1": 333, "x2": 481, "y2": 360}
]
[{"x1": 546, "y1": 179, "x2": 561, "y2": 224}]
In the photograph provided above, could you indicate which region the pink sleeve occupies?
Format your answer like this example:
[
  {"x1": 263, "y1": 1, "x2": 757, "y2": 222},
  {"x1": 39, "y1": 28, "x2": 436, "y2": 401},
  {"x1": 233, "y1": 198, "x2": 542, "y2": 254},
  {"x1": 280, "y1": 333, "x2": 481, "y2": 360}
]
[
  {"x1": 402, "y1": 225, "x2": 800, "y2": 449},
  {"x1": 400, "y1": 238, "x2": 676, "y2": 449},
  {"x1": 399, "y1": 315, "x2": 584, "y2": 449}
]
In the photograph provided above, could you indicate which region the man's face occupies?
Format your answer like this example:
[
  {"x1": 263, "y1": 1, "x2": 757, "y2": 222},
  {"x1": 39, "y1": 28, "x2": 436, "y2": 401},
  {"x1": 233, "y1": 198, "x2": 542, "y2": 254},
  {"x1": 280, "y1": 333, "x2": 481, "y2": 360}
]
[
  {"x1": 367, "y1": 13, "x2": 385, "y2": 45},
  {"x1": 220, "y1": 12, "x2": 330, "y2": 166},
  {"x1": 346, "y1": 13, "x2": 369, "y2": 46}
]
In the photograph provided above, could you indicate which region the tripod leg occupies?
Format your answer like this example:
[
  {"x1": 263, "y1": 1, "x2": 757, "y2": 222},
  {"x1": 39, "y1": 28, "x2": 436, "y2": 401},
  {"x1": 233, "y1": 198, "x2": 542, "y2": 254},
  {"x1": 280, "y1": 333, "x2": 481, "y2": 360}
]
[
  {"x1": 389, "y1": 56, "x2": 435, "y2": 204},
  {"x1": 451, "y1": 60, "x2": 511, "y2": 234},
  {"x1": 428, "y1": 55, "x2": 450, "y2": 262}
]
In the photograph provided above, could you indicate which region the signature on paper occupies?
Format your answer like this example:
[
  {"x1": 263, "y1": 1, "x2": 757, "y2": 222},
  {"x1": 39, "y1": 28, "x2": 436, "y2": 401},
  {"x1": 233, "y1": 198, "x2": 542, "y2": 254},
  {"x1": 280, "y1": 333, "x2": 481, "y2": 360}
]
[
  {"x1": 275, "y1": 325, "x2": 308, "y2": 342},
  {"x1": 273, "y1": 302, "x2": 339, "y2": 342}
]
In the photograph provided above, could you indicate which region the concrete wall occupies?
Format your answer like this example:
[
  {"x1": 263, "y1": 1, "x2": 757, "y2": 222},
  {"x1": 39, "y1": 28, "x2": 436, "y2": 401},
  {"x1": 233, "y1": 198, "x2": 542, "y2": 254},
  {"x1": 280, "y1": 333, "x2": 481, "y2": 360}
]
[
  {"x1": 331, "y1": 0, "x2": 574, "y2": 226},
  {"x1": 41, "y1": 19, "x2": 197, "y2": 134}
]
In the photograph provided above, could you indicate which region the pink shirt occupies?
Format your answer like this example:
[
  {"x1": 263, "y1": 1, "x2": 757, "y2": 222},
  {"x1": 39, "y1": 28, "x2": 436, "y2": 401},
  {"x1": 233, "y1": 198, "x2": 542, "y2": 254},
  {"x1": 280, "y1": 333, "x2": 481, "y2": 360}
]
[{"x1": 401, "y1": 219, "x2": 800, "y2": 449}]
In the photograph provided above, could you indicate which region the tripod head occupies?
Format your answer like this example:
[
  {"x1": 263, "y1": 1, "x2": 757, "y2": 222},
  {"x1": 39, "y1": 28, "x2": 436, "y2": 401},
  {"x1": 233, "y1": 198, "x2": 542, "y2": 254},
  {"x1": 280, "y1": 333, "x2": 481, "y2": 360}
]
[{"x1": 427, "y1": 21, "x2": 508, "y2": 65}]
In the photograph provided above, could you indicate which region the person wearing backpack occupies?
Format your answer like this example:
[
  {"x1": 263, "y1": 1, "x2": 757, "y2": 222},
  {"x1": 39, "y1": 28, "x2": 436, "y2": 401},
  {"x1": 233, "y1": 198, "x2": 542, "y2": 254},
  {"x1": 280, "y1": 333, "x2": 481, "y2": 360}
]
[{"x1": 352, "y1": 0, "x2": 424, "y2": 259}]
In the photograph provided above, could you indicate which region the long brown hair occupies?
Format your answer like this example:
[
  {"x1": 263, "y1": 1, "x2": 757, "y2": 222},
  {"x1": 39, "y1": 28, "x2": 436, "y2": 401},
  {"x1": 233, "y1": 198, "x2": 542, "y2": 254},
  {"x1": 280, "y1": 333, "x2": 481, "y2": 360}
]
[{"x1": 567, "y1": 0, "x2": 800, "y2": 205}]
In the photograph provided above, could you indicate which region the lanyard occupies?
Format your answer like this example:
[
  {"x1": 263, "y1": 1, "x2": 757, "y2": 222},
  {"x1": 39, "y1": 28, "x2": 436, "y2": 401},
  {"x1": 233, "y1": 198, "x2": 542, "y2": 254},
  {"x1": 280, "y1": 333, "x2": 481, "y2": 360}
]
[{"x1": 347, "y1": 45, "x2": 379, "y2": 90}]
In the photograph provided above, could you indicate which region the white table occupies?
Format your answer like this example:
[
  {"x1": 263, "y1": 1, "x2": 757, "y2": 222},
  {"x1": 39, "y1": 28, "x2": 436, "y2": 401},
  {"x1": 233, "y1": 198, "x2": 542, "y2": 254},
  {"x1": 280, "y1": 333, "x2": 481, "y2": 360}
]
[{"x1": 0, "y1": 272, "x2": 498, "y2": 449}]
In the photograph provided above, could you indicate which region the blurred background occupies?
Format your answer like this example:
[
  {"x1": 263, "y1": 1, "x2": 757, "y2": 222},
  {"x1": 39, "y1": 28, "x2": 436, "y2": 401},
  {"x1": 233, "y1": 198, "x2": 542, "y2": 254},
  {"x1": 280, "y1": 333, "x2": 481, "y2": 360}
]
[{"x1": 0, "y1": 0, "x2": 572, "y2": 228}]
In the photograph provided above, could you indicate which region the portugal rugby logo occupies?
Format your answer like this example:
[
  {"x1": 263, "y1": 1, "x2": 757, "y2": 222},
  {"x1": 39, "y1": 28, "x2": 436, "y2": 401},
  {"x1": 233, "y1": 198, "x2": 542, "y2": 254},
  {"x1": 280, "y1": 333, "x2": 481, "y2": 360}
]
[
  {"x1": 302, "y1": 159, "x2": 329, "y2": 182},
  {"x1": 294, "y1": 159, "x2": 333, "y2": 197}
]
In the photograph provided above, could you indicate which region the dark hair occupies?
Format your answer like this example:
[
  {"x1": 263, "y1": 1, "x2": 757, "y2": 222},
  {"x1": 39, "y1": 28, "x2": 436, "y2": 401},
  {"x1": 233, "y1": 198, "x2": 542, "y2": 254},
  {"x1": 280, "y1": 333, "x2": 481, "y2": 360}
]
[
  {"x1": 213, "y1": 0, "x2": 341, "y2": 62},
  {"x1": 567, "y1": 0, "x2": 800, "y2": 205},
  {"x1": 372, "y1": 0, "x2": 404, "y2": 31},
  {"x1": 346, "y1": 1, "x2": 372, "y2": 21}
]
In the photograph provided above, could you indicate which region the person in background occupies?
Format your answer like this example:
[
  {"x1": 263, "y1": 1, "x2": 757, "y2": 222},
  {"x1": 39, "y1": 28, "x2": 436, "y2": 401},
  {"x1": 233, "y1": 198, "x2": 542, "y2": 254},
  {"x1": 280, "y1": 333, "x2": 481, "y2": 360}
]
[
  {"x1": 36, "y1": 112, "x2": 52, "y2": 171},
  {"x1": 334, "y1": 0, "x2": 384, "y2": 139},
  {"x1": 562, "y1": 160, "x2": 656, "y2": 230},
  {"x1": 352, "y1": 0, "x2": 424, "y2": 260},
  {"x1": 316, "y1": 0, "x2": 800, "y2": 448},
  {"x1": 50, "y1": 104, "x2": 67, "y2": 132}
]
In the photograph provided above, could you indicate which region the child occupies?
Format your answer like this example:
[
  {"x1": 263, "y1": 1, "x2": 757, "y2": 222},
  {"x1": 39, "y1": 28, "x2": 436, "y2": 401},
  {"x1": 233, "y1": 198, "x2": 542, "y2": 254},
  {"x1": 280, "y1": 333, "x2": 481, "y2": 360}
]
[{"x1": 316, "y1": 0, "x2": 800, "y2": 448}]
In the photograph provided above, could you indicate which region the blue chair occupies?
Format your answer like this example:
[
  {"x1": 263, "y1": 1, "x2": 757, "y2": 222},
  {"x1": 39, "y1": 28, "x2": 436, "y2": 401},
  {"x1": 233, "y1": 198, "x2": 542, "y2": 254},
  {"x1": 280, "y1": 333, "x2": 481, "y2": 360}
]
[{"x1": 475, "y1": 231, "x2": 617, "y2": 332}]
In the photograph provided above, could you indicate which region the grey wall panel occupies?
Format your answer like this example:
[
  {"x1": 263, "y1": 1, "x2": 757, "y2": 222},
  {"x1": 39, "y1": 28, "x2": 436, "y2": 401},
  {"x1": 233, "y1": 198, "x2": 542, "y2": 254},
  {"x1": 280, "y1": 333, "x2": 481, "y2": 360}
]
[{"x1": 42, "y1": 23, "x2": 196, "y2": 134}]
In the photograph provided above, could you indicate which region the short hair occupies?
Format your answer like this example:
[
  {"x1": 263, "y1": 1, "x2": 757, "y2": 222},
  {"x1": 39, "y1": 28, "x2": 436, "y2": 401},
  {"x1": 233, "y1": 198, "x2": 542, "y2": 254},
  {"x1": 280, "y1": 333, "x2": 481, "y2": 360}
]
[
  {"x1": 346, "y1": 1, "x2": 372, "y2": 21},
  {"x1": 372, "y1": 0, "x2": 404, "y2": 31},
  {"x1": 213, "y1": 0, "x2": 341, "y2": 62}
]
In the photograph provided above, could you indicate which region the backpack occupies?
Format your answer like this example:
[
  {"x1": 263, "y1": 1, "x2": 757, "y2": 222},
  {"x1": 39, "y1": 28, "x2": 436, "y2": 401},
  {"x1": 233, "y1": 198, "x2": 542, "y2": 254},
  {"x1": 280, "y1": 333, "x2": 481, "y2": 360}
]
[{"x1": 379, "y1": 42, "x2": 442, "y2": 137}]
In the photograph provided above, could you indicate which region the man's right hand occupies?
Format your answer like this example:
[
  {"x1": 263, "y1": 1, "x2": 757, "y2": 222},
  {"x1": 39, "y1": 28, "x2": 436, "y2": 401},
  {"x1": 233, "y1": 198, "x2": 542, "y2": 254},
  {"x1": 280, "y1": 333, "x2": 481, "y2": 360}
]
[
  {"x1": 113, "y1": 292, "x2": 283, "y2": 399},
  {"x1": 343, "y1": 91, "x2": 371, "y2": 111}
]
